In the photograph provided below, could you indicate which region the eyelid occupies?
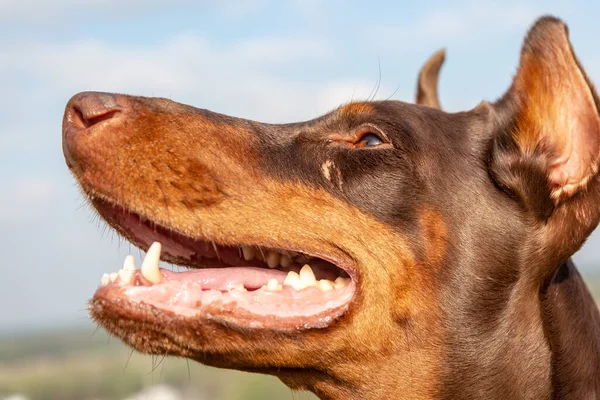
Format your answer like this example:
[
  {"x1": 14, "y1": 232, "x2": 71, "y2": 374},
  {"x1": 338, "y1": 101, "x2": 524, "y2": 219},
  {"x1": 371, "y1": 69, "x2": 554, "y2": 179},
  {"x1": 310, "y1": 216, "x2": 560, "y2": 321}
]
[
  {"x1": 355, "y1": 124, "x2": 391, "y2": 145},
  {"x1": 325, "y1": 124, "x2": 393, "y2": 149}
]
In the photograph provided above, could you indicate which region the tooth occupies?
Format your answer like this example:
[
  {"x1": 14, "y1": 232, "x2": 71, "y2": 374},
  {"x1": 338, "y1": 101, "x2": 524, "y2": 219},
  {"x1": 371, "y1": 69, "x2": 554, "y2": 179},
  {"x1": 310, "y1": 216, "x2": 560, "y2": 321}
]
[
  {"x1": 317, "y1": 279, "x2": 334, "y2": 292},
  {"x1": 334, "y1": 276, "x2": 351, "y2": 289},
  {"x1": 265, "y1": 278, "x2": 282, "y2": 292},
  {"x1": 242, "y1": 245, "x2": 255, "y2": 261},
  {"x1": 100, "y1": 273, "x2": 110, "y2": 286},
  {"x1": 123, "y1": 255, "x2": 136, "y2": 271},
  {"x1": 141, "y1": 242, "x2": 162, "y2": 284},
  {"x1": 118, "y1": 269, "x2": 134, "y2": 284},
  {"x1": 299, "y1": 264, "x2": 317, "y2": 287},
  {"x1": 283, "y1": 271, "x2": 305, "y2": 291},
  {"x1": 109, "y1": 272, "x2": 118, "y2": 283},
  {"x1": 232, "y1": 284, "x2": 247, "y2": 292},
  {"x1": 266, "y1": 251, "x2": 281, "y2": 268},
  {"x1": 280, "y1": 255, "x2": 292, "y2": 268}
]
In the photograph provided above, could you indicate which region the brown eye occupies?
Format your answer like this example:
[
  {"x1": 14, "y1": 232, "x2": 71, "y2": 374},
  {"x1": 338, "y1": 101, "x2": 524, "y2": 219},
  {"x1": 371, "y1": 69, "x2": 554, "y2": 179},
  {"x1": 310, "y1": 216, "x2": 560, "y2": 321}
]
[{"x1": 356, "y1": 132, "x2": 384, "y2": 148}]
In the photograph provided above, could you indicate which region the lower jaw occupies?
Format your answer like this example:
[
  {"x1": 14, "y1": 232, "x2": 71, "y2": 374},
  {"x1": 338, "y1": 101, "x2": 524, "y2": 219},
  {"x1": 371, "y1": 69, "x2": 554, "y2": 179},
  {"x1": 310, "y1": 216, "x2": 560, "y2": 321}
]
[
  {"x1": 91, "y1": 278, "x2": 353, "y2": 332},
  {"x1": 94, "y1": 255, "x2": 355, "y2": 330}
]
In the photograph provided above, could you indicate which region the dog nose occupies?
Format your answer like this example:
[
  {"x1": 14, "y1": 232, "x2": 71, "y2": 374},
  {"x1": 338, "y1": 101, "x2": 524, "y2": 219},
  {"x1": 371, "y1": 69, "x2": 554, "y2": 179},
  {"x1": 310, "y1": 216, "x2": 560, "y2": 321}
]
[
  {"x1": 64, "y1": 91, "x2": 123, "y2": 131},
  {"x1": 62, "y1": 91, "x2": 124, "y2": 169}
]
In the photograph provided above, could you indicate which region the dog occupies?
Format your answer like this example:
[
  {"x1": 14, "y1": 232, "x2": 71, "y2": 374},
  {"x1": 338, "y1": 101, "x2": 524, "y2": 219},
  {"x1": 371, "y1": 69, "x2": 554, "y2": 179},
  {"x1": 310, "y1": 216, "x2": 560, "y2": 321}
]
[{"x1": 62, "y1": 16, "x2": 600, "y2": 399}]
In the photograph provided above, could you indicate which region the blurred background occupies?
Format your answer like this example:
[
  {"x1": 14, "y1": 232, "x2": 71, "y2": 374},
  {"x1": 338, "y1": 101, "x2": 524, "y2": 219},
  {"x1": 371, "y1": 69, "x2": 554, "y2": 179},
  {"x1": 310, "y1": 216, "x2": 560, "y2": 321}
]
[{"x1": 1, "y1": 1, "x2": 600, "y2": 399}]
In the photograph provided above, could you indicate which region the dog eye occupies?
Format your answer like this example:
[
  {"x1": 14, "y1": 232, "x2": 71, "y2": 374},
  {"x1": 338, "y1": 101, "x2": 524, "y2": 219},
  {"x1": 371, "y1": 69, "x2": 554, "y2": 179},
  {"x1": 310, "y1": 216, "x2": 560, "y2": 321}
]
[{"x1": 356, "y1": 132, "x2": 384, "y2": 148}]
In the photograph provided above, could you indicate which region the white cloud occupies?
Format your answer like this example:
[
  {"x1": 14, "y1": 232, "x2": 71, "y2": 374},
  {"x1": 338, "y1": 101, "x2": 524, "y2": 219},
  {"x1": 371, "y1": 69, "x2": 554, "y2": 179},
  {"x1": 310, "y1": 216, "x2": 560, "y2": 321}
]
[
  {"x1": 3, "y1": 34, "x2": 389, "y2": 123},
  {"x1": 291, "y1": 0, "x2": 326, "y2": 18},
  {"x1": 0, "y1": 0, "x2": 278, "y2": 23},
  {"x1": 371, "y1": 0, "x2": 545, "y2": 50},
  {"x1": 0, "y1": 0, "x2": 195, "y2": 20}
]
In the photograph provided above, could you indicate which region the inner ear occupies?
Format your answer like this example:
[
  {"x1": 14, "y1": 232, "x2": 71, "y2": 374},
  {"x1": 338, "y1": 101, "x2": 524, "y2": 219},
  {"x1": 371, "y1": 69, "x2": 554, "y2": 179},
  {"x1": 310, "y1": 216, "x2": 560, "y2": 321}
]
[{"x1": 492, "y1": 16, "x2": 600, "y2": 211}]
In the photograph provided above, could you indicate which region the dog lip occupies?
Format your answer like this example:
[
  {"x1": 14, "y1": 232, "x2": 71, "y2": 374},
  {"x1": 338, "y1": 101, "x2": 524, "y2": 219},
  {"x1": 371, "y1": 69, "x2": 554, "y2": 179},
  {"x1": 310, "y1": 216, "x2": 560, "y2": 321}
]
[
  {"x1": 84, "y1": 192, "x2": 359, "y2": 282},
  {"x1": 86, "y1": 195, "x2": 359, "y2": 326},
  {"x1": 93, "y1": 265, "x2": 355, "y2": 328},
  {"x1": 91, "y1": 284, "x2": 352, "y2": 332}
]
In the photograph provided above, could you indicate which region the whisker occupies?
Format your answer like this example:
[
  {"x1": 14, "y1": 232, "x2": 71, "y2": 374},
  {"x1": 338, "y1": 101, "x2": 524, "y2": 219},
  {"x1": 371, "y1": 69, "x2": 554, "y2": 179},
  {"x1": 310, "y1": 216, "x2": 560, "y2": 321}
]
[
  {"x1": 123, "y1": 349, "x2": 135, "y2": 372},
  {"x1": 211, "y1": 240, "x2": 221, "y2": 262}
]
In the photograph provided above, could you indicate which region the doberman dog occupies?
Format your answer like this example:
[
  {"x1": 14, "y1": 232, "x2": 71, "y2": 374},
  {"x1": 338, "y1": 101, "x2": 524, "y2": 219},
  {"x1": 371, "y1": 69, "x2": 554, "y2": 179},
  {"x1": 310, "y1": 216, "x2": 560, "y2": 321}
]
[{"x1": 62, "y1": 16, "x2": 600, "y2": 399}]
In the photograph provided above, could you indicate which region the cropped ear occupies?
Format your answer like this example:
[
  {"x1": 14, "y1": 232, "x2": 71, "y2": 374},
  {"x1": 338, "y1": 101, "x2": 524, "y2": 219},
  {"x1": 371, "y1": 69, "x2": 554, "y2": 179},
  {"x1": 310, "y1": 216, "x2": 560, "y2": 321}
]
[
  {"x1": 416, "y1": 48, "x2": 445, "y2": 109},
  {"x1": 490, "y1": 16, "x2": 600, "y2": 266}
]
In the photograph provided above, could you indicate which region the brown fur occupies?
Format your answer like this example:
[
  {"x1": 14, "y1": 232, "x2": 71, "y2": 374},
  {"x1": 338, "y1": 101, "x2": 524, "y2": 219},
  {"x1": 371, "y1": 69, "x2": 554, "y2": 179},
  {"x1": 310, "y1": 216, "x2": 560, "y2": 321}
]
[
  {"x1": 338, "y1": 102, "x2": 375, "y2": 117},
  {"x1": 62, "y1": 16, "x2": 600, "y2": 399},
  {"x1": 416, "y1": 49, "x2": 446, "y2": 109}
]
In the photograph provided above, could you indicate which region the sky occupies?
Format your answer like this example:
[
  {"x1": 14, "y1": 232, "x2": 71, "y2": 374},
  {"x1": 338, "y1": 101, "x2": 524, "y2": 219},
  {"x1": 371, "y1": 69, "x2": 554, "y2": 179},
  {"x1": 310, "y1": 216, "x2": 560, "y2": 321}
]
[{"x1": 1, "y1": 0, "x2": 600, "y2": 332}]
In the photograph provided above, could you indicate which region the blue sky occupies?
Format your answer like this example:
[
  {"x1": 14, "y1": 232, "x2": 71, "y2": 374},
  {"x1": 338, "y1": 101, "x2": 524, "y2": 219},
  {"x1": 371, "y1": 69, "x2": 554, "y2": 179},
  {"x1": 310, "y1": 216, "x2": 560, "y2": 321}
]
[{"x1": 1, "y1": 0, "x2": 600, "y2": 331}]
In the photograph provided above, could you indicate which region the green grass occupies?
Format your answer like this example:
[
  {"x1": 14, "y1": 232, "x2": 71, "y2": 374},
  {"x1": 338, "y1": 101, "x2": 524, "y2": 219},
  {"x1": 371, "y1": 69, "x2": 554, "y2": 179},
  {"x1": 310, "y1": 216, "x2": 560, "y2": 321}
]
[{"x1": 0, "y1": 327, "x2": 316, "y2": 400}]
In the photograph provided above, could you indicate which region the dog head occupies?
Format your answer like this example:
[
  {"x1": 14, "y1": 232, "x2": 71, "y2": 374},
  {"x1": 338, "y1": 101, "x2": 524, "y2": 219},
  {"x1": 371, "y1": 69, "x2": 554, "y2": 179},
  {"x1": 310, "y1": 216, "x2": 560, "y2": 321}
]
[{"x1": 63, "y1": 16, "x2": 600, "y2": 399}]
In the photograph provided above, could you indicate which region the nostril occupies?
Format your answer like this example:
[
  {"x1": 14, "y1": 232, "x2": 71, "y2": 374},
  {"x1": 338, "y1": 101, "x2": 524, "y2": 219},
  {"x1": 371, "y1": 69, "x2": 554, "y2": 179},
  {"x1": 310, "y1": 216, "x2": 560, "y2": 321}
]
[
  {"x1": 67, "y1": 92, "x2": 123, "y2": 131},
  {"x1": 63, "y1": 91, "x2": 125, "y2": 169},
  {"x1": 73, "y1": 105, "x2": 120, "y2": 128}
]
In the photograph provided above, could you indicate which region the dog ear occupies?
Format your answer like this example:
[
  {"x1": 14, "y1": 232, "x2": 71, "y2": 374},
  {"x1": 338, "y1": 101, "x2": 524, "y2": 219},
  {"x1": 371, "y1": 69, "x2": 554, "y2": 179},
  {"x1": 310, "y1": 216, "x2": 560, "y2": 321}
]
[
  {"x1": 490, "y1": 16, "x2": 600, "y2": 266},
  {"x1": 416, "y1": 49, "x2": 445, "y2": 109}
]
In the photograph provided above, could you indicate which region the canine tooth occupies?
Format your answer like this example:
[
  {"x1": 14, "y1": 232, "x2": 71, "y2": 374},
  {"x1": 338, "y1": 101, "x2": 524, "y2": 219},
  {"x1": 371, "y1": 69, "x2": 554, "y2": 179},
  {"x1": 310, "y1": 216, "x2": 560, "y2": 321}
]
[
  {"x1": 299, "y1": 264, "x2": 317, "y2": 287},
  {"x1": 280, "y1": 255, "x2": 292, "y2": 268},
  {"x1": 265, "y1": 278, "x2": 283, "y2": 292},
  {"x1": 283, "y1": 271, "x2": 305, "y2": 291},
  {"x1": 123, "y1": 255, "x2": 135, "y2": 271},
  {"x1": 242, "y1": 245, "x2": 255, "y2": 261},
  {"x1": 100, "y1": 273, "x2": 110, "y2": 286},
  {"x1": 118, "y1": 269, "x2": 134, "y2": 284},
  {"x1": 266, "y1": 251, "x2": 281, "y2": 268},
  {"x1": 141, "y1": 242, "x2": 162, "y2": 284},
  {"x1": 334, "y1": 276, "x2": 351, "y2": 288},
  {"x1": 109, "y1": 272, "x2": 118, "y2": 283},
  {"x1": 317, "y1": 279, "x2": 334, "y2": 292}
]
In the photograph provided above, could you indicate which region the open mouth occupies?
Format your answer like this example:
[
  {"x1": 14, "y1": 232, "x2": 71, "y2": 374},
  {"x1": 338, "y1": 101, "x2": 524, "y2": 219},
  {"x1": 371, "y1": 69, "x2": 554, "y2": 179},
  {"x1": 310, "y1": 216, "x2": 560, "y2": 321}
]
[{"x1": 92, "y1": 200, "x2": 356, "y2": 330}]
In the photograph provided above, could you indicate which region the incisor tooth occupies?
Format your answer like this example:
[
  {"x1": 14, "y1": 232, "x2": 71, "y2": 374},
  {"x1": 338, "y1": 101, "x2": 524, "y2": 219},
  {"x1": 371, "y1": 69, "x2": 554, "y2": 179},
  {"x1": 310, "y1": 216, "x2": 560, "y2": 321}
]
[
  {"x1": 317, "y1": 279, "x2": 334, "y2": 292},
  {"x1": 334, "y1": 276, "x2": 351, "y2": 288},
  {"x1": 109, "y1": 272, "x2": 118, "y2": 283},
  {"x1": 232, "y1": 284, "x2": 247, "y2": 292},
  {"x1": 280, "y1": 255, "x2": 292, "y2": 268},
  {"x1": 265, "y1": 278, "x2": 282, "y2": 291},
  {"x1": 100, "y1": 273, "x2": 110, "y2": 286},
  {"x1": 242, "y1": 245, "x2": 255, "y2": 261},
  {"x1": 141, "y1": 242, "x2": 162, "y2": 284},
  {"x1": 299, "y1": 264, "x2": 317, "y2": 286},
  {"x1": 118, "y1": 269, "x2": 134, "y2": 284},
  {"x1": 266, "y1": 251, "x2": 281, "y2": 268},
  {"x1": 123, "y1": 255, "x2": 135, "y2": 271}
]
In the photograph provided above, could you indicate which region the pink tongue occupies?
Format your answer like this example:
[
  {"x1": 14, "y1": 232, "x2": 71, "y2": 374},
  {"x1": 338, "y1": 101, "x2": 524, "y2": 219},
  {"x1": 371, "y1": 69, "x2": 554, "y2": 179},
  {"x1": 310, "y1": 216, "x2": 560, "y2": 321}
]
[
  {"x1": 121, "y1": 265, "x2": 355, "y2": 323},
  {"x1": 161, "y1": 267, "x2": 287, "y2": 291}
]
